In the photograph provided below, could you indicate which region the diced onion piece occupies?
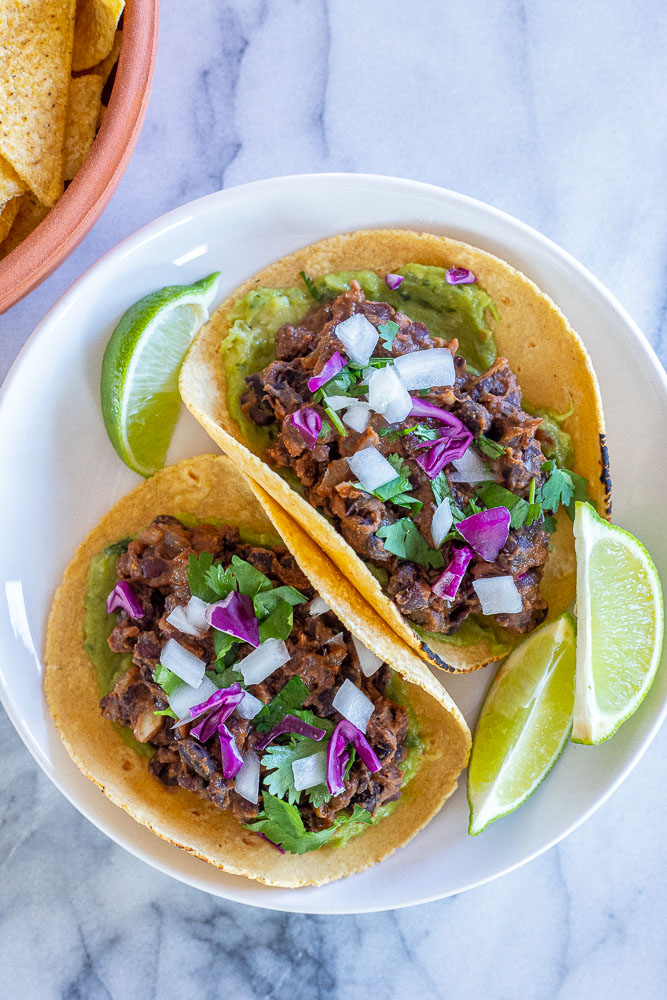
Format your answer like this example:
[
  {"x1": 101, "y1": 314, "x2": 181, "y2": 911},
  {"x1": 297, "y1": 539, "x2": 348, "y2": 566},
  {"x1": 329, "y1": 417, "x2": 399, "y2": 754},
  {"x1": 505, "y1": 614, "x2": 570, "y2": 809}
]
[
  {"x1": 367, "y1": 365, "x2": 412, "y2": 424},
  {"x1": 335, "y1": 313, "x2": 379, "y2": 364},
  {"x1": 321, "y1": 394, "x2": 352, "y2": 411},
  {"x1": 160, "y1": 638, "x2": 206, "y2": 688},
  {"x1": 332, "y1": 678, "x2": 374, "y2": 733},
  {"x1": 327, "y1": 632, "x2": 344, "y2": 644},
  {"x1": 346, "y1": 446, "x2": 397, "y2": 492},
  {"x1": 309, "y1": 596, "x2": 331, "y2": 617},
  {"x1": 450, "y1": 449, "x2": 495, "y2": 483},
  {"x1": 166, "y1": 595, "x2": 210, "y2": 638},
  {"x1": 292, "y1": 752, "x2": 328, "y2": 791},
  {"x1": 239, "y1": 638, "x2": 290, "y2": 686},
  {"x1": 168, "y1": 675, "x2": 217, "y2": 720},
  {"x1": 343, "y1": 401, "x2": 371, "y2": 432},
  {"x1": 472, "y1": 576, "x2": 522, "y2": 615},
  {"x1": 351, "y1": 636, "x2": 382, "y2": 678},
  {"x1": 431, "y1": 498, "x2": 453, "y2": 547},
  {"x1": 395, "y1": 348, "x2": 455, "y2": 390},
  {"x1": 234, "y1": 750, "x2": 260, "y2": 803},
  {"x1": 236, "y1": 690, "x2": 265, "y2": 720}
]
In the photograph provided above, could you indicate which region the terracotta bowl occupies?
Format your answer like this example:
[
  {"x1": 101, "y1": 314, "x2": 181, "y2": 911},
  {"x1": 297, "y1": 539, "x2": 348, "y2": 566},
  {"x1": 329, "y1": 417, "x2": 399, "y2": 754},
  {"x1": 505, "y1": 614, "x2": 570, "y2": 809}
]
[{"x1": 0, "y1": 0, "x2": 159, "y2": 313}]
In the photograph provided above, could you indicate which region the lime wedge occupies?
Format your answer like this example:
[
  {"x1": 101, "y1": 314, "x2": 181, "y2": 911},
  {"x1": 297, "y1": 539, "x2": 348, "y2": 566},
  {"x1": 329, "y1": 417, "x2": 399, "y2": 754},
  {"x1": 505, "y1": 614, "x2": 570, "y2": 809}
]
[
  {"x1": 572, "y1": 502, "x2": 664, "y2": 744},
  {"x1": 101, "y1": 272, "x2": 220, "y2": 476},
  {"x1": 467, "y1": 614, "x2": 576, "y2": 836}
]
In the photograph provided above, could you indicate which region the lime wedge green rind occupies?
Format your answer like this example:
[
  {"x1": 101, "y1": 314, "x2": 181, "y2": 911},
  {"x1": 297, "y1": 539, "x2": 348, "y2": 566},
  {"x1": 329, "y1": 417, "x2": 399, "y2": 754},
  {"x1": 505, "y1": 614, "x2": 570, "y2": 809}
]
[
  {"x1": 101, "y1": 273, "x2": 220, "y2": 477},
  {"x1": 467, "y1": 613, "x2": 576, "y2": 836},
  {"x1": 572, "y1": 502, "x2": 664, "y2": 745}
]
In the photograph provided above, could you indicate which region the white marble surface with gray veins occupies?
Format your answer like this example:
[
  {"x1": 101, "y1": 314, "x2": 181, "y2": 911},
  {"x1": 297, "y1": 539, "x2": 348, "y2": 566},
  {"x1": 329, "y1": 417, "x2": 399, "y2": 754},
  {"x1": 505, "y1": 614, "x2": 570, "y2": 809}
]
[{"x1": 1, "y1": 2, "x2": 666, "y2": 998}]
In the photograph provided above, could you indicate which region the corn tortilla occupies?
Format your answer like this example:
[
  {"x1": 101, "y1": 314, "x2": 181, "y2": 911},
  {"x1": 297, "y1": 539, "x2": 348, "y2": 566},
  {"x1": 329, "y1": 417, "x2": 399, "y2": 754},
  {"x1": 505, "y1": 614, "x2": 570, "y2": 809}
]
[
  {"x1": 72, "y1": 0, "x2": 124, "y2": 72},
  {"x1": 180, "y1": 229, "x2": 610, "y2": 673},
  {"x1": 44, "y1": 455, "x2": 470, "y2": 889},
  {"x1": 63, "y1": 74, "x2": 104, "y2": 180},
  {"x1": 0, "y1": 0, "x2": 75, "y2": 207}
]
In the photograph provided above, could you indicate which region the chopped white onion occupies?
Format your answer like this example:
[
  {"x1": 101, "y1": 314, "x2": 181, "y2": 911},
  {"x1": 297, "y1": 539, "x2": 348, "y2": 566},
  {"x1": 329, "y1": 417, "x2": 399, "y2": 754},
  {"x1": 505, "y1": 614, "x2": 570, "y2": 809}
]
[
  {"x1": 166, "y1": 596, "x2": 210, "y2": 638},
  {"x1": 351, "y1": 635, "x2": 383, "y2": 677},
  {"x1": 327, "y1": 631, "x2": 344, "y2": 644},
  {"x1": 321, "y1": 394, "x2": 352, "y2": 411},
  {"x1": 343, "y1": 401, "x2": 371, "y2": 432},
  {"x1": 431, "y1": 498, "x2": 453, "y2": 548},
  {"x1": 335, "y1": 313, "x2": 379, "y2": 365},
  {"x1": 168, "y1": 675, "x2": 217, "y2": 720},
  {"x1": 160, "y1": 638, "x2": 206, "y2": 688},
  {"x1": 346, "y1": 446, "x2": 397, "y2": 492},
  {"x1": 292, "y1": 752, "x2": 328, "y2": 791},
  {"x1": 394, "y1": 348, "x2": 455, "y2": 390},
  {"x1": 473, "y1": 576, "x2": 522, "y2": 615},
  {"x1": 234, "y1": 750, "x2": 260, "y2": 803},
  {"x1": 367, "y1": 365, "x2": 412, "y2": 424},
  {"x1": 309, "y1": 596, "x2": 331, "y2": 617},
  {"x1": 332, "y1": 678, "x2": 374, "y2": 733},
  {"x1": 450, "y1": 448, "x2": 495, "y2": 483},
  {"x1": 239, "y1": 638, "x2": 290, "y2": 686},
  {"x1": 236, "y1": 690, "x2": 265, "y2": 720}
]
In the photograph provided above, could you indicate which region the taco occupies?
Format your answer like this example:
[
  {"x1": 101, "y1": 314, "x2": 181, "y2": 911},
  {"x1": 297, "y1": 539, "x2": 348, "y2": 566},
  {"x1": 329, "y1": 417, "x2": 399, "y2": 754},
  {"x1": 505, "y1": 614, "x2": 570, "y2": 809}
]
[
  {"x1": 44, "y1": 455, "x2": 470, "y2": 888},
  {"x1": 180, "y1": 229, "x2": 611, "y2": 672}
]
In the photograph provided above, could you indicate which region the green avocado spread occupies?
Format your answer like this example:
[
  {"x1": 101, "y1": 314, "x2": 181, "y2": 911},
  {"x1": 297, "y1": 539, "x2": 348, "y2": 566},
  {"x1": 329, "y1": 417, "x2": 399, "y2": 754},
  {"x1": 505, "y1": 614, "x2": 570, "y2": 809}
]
[{"x1": 85, "y1": 529, "x2": 423, "y2": 850}]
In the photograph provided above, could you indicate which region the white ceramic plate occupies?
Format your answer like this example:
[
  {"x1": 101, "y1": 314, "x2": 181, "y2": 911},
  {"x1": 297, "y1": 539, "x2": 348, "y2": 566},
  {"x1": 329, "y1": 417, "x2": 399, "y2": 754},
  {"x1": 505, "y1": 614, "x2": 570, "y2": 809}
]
[{"x1": 1, "y1": 174, "x2": 665, "y2": 914}]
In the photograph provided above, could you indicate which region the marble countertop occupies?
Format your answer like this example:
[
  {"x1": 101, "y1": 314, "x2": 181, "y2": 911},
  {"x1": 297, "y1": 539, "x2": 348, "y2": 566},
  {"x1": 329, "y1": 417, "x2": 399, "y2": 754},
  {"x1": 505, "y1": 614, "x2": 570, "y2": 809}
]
[{"x1": 1, "y1": 2, "x2": 665, "y2": 997}]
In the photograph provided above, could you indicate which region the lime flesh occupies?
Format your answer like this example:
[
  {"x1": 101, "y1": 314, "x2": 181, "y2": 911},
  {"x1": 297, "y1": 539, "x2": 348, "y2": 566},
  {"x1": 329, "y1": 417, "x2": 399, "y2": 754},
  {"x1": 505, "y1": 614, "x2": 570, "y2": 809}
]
[
  {"x1": 572, "y1": 502, "x2": 664, "y2": 744},
  {"x1": 468, "y1": 613, "x2": 576, "y2": 836},
  {"x1": 101, "y1": 273, "x2": 220, "y2": 477}
]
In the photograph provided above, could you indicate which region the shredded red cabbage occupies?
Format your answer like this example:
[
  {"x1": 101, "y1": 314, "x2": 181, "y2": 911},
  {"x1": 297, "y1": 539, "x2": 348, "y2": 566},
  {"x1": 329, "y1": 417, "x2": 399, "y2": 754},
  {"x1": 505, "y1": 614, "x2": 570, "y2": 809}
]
[
  {"x1": 219, "y1": 723, "x2": 244, "y2": 778},
  {"x1": 408, "y1": 397, "x2": 469, "y2": 428},
  {"x1": 290, "y1": 407, "x2": 322, "y2": 450},
  {"x1": 446, "y1": 267, "x2": 476, "y2": 285},
  {"x1": 106, "y1": 580, "x2": 144, "y2": 619},
  {"x1": 205, "y1": 592, "x2": 259, "y2": 647},
  {"x1": 307, "y1": 351, "x2": 346, "y2": 392},
  {"x1": 385, "y1": 272, "x2": 404, "y2": 290},
  {"x1": 326, "y1": 719, "x2": 381, "y2": 795},
  {"x1": 432, "y1": 545, "x2": 475, "y2": 600},
  {"x1": 254, "y1": 714, "x2": 326, "y2": 752},
  {"x1": 455, "y1": 507, "x2": 511, "y2": 562},
  {"x1": 190, "y1": 683, "x2": 244, "y2": 741},
  {"x1": 256, "y1": 832, "x2": 286, "y2": 854},
  {"x1": 414, "y1": 432, "x2": 473, "y2": 479}
]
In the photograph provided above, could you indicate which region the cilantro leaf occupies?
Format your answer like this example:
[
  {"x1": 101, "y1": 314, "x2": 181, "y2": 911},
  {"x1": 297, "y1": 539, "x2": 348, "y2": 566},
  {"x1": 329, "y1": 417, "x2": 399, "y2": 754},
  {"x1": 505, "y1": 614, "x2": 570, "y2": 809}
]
[
  {"x1": 246, "y1": 793, "x2": 343, "y2": 854},
  {"x1": 187, "y1": 552, "x2": 218, "y2": 602},
  {"x1": 153, "y1": 664, "x2": 181, "y2": 696},
  {"x1": 258, "y1": 599, "x2": 294, "y2": 643},
  {"x1": 261, "y1": 732, "x2": 331, "y2": 806},
  {"x1": 210, "y1": 666, "x2": 243, "y2": 688},
  {"x1": 254, "y1": 677, "x2": 310, "y2": 732},
  {"x1": 475, "y1": 482, "x2": 530, "y2": 529},
  {"x1": 476, "y1": 434, "x2": 507, "y2": 459},
  {"x1": 377, "y1": 518, "x2": 444, "y2": 569},
  {"x1": 538, "y1": 460, "x2": 575, "y2": 512},
  {"x1": 230, "y1": 555, "x2": 273, "y2": 597},
  {"x1": 213, "y1": 629, "x2": 237, "y2": 661},
  {"x1": 378, "y1": 424, "x2": 418, "y2": 439},
  {"x1": 204, "y1": 562, "x2": 235, "y2": 600},
  {"x1": 253, "y1": 586, "x2": 307, "y2": 618},
  {"x1": 318, "y1": 419, "x2": 332, "y2": 439},
  {"x1": 153, "y1": 707, "x2": 178, "y2": 719},
  {"x1": 378, "y1": 320, "x2": 399, "y2": 350},
  {"x1": 299, "y1": 270, "x2": 322, "y2": 301},
  {"x1": 354, "y1": 454, "x2": 421, "y2": 511}
]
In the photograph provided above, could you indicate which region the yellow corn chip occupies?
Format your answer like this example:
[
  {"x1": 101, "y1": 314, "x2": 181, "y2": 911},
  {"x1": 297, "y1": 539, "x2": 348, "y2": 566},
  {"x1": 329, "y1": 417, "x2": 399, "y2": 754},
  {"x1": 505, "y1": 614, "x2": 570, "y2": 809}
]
[
  {"x1": 75, "y1": 29, "x2": 122, "y2": 85},
  {"x1": 0, "y1": 192, "x2": 50, "y2": 260},
  {"x1": 0, "y1": 197, "x2": 21, "y2": 245},
  {"x1": 97, "y1": 103, "x2": 107, "y2": 130},
  {"x1": 72, "y1": 0, "x2": 124, "y2": 72},
  {"x1": 0, "y1": 0, "x2": 76, "y2": 207},
  {"x1": 0, "y1": 156, "x2": 27, "y2": 204},
  {"x1": 63, "y1": 75, "x2": 104, "y2": 180}
]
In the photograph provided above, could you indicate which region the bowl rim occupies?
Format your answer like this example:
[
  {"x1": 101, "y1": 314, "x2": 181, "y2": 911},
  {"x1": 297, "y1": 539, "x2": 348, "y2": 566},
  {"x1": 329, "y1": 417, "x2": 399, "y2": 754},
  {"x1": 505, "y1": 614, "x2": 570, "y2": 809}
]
[
  {"x1": 0, "y1": 0, "x2": 160, "y2": 314},
  {"x1": 1, "y1": 172, "x2": 665, "y2": 914}
]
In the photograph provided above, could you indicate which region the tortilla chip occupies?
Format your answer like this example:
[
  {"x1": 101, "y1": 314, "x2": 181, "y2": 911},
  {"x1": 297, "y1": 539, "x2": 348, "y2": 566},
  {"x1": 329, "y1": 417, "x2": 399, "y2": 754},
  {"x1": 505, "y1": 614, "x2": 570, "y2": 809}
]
[
  {"x1": 0, "y1": 191, "x2": 50, "y2": 259},
  {"x1": 63, "y1": 75, "x2": 104, "y2": 180},
  {"x1": 0, "y1": 156, "x2": 27, "y2": 204},
  {"x1": 44, "y1": 455, "x2": 470, "y2": 888},
  {"x1": 72, "y1": 0, "x2": 124, "y2": 72},
  {"x1": 0, "y1": 197, "x2": 21, "y2": 245},
  {"x1": 75, "y1": 28, "x2": 122, "y2": 84},
  {"x1": 180, "y1": 229, "x2": 609, "y2": 674},
  {"x1": 0, "y1": 0, "x2": 75, "y2": 207},
  {"x1": 97, "y1": 103, "x2": 107, "y2": 130}
]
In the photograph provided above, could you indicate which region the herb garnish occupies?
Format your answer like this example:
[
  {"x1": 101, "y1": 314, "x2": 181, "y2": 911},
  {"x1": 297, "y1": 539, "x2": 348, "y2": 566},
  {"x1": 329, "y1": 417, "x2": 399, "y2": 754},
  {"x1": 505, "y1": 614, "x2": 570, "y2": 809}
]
[
  {"x1": 378, "y1": 320, "x2": 400, "y2": 350},
  {"x1": 354, "y1": 454, "x2": 421, "y2": 510},
  {"x1": 299, "y1": 271, "x2": 322, "y2": 301},
  {"x1": 377, "y1": 519, "x2": 444, "y2": 568},
  {"x1": 247, "y1": 793, "x2": 371, "y2": 854},
  {"x1": 476, "y1": 434, "x2": 507, "y2": 459}
]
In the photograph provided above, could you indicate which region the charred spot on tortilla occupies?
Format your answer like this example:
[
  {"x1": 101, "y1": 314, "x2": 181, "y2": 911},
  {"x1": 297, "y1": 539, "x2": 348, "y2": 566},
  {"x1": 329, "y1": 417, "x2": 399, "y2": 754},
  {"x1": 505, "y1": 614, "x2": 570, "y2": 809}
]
[{"x1": 599, "y1": 433, "x2": 612, "y2": 518}]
